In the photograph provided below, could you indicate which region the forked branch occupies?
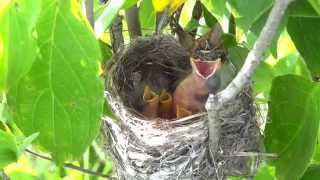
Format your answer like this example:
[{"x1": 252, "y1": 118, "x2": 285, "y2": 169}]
[{"x1": 206, "y1": 0, "x2": 295, "y2": 153}]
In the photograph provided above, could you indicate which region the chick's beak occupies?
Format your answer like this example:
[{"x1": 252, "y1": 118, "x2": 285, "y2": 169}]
[{"x1": 191, "y1": 58, "x2": 221, "y2": 79}]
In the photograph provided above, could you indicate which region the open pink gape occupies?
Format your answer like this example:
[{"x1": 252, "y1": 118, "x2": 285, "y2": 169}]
[{"x1": 192, "y1": 59, "x2": 220, "y2": 79}]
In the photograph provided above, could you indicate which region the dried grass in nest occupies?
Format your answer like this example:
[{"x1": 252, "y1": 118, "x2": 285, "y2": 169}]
[{"x1": 103, "y1": 35, "x2": 262, "y2": 179}]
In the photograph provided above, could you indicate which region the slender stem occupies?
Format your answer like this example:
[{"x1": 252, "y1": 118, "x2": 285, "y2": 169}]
[
  {"x1": 25, "y1": 149, "x2": 114, "y2": 179},
  {"x1": 125, "y1": 5, "x2": 142, "y2": 39}
]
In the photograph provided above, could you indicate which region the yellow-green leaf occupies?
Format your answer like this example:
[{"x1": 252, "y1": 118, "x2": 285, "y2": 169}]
[{"x1": 8, "y1": 0, "x2": 104, "y2": 163}]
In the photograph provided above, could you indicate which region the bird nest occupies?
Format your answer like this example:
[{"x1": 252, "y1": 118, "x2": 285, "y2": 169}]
[{"x1": 103, "y1": 35, "x2": 262, "y2": 179}]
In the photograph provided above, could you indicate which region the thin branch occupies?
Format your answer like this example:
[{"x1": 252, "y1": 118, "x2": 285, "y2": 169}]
[
  {"x1": 206, "y1": 0, "x2": 294, "y2": 154},
  {"x1": 110, "y1": 15, "x2": 124, "y2": 54},
  {"x1": 25, "y1": 149, "x2": 115, "y2": 179},
  {"x1": 125, "y1": 5, "x2": 142, "y2": 39},
  {"x1": 83, "y1": 0, "x2": 94, "y2": 27},
  {"x1": 209, "y1": 0, "x2": 294, "y2": 106}
]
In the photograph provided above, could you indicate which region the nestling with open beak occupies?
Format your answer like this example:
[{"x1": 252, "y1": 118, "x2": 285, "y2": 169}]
[{"x1": 173, "y1": 58, "x2": 221, "y2": 117}]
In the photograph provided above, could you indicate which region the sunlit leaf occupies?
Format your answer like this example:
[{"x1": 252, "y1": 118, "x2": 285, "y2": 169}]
[
  {"x1": 123, "y1": 0, "x2": 139, "y2": 9},
  {"x1": 202, "y1": 4, "x2": 217, "y2": 27},
  {"x1": 8, "y1": 0, "x2": 104, "y2": 163},
  {"x1": 254, "y1": 164, "x2": 275, "y2": 180},
  {"x1": 139, "y1": 0, "x2": 156, "y2": 35},
  {"x1": 0, "y1": 130, "x2": 18, "y2": 169},
  {"x1": 94, "y1": 0, "x2": 126, "y2": 38},
  {"x1": 8, "y1": 171, "x2": 35, "y2": 180},
  {"x1": 201, "y1": 0, "x2": 227, "y2": 29},
  {"x1": 265, "y1": 75, "x2": 320, "y2": 180},
  {"x1": 179, "y1": 0, "x2": 197, "y2": 28},
  {"x1": 228, "y1": 0, "x2": 273, "y2": 32},
  {"x1": 152, "y1": 0, "x2": 169, "y2": 12},
  {"x1": 309, "y1": 0, "x2": 320, "y2": 15},
  {"x1": 0, "y1": 0, "x2": 38, "y2": 92},
  {"x1": 287, "y1": 17, "x2": 320, "y2": 80}
]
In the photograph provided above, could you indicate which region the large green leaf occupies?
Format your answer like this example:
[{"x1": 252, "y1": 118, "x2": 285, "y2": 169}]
[
  {"x1": 139, "y1": 0, "x2": 156, "y2": 35},
  {"x1": 228, "y1": 0, "x2": 273, "y2": 32},
  {"x1": 0, "y1": 0, "x2": 38, "y2": 92},
  {"x1": 300, "y1": 164, "x2": 320, "y2": 180},
  {"x1": 309, "y1": 0, "x2": 320, "y2": 15},
  {"x1": 253, "y1": 54, "x2": 311, "y2": 99},
  {"x1": 8, "y1": 0, "x2": 104, "y2": 163},
  {"x1": 0, "y1": 130, "x2": 18, "y2": 169},
  {"x1": 265, "y1": 75, "x2": 320, "y2": 180},
  {"x1": 287, "y1": 17, "x2": 320, "y2": 80},
  {"x1": 94, "y1": 0, "x2": 126, "y2": 38}
]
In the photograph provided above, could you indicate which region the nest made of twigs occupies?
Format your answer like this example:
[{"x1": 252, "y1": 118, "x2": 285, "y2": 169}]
[{"x1": 103, "y1": 35, "x2": 262, "y2": 180}]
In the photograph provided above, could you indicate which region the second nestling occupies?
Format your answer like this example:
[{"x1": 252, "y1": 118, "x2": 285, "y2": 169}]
[{"x1": 142, "y1": 57, "x2": 221, "y2": 119}]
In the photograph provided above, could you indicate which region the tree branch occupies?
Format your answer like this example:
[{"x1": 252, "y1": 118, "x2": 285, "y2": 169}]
[
  {"x1": 125, "y1": 5, "x2": 142, "y2": 39},
  {"x1": 25, "y1": 149, "x2": 115, "y2": 179},
  {"x1": 206, "y1": 0, "x2": 294, "y2": 153},
  {"x1": 110, "y1": 15, "x2": 124, "y2": 53}
]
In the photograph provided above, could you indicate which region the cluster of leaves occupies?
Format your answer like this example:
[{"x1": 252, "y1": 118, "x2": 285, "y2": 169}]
[{"x1": 0, "y1": 0, "x2": 320, "y2": 179}]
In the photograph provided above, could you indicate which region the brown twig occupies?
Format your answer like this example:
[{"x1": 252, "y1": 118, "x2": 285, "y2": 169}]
[
  {"x1": 110, "y1": 15, "x2": 124, "y2": 54},
  {"x1": 125, "y1": 5, "x2": 142, "y2": 39}
]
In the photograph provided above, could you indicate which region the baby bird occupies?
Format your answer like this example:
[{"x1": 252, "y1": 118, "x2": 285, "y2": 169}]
[{"x1": 173, "y1": 58, "x2": 221, "y2": 117}]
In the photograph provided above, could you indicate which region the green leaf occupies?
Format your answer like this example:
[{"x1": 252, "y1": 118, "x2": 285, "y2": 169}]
[
  {"x1": 184, "y1": 19, "x2": 199, "y2": 32},
  {"x1": 8, "y1": 171, "x2": 35, "y2": 180},
  {"x1": 272, "y1": 54, "x2": 312, "y2": 80},
  {"x1": 228, "y1": 0, "x2": 273, "y2": 32},
  {"x1": 94, "y1": 0, "x2": 127, "y2": 38},
  {"x1": 253, "y1": 62, "x2": 274, "y2": 98},
  {"x1": 179, "y1": 0, "x2": 197, "y2": 28},
  {"x1": 0, "y1": 0, "x2": 38, "y2": 92},
  {"x1": 16, "y1": 133, "x2": 39, "y2": 155},
  {"x1": 300, "y1": 164, "x2": 320, "y2": 180},
  {"x1": 287, "y1": 17, "x2": 320, "y2": 80},
  {"x1": 123, "y1": 0, "x2": 139, "y2": 9},
  {"x1": 309, "y1": 0, "x2": 320, "y2": 15},
  {"x1": 253, "y1": 54, "x2": 311, "y2": 98},
  {"x1": 202, "y1": 3, "x2": 217, "y2": 27},
  {"x1": 220, "y1": 33, "x2": 237, "y2": 48},
  {"x1": 8, "y1": 0, "x2": 104, "y2": 163},
  {"x1": 139, "y1": 0, "x2": 156, "y2": 35},
  {"x1": 265, "y1": 75, "x2": 320, "y2": 180},
  {"x1": 200, "y1": 0, "x2": 228, "y2": 29},
  {"x1": 0, "y1": 130, "x2": 18, "y2": 169},
  {"x1": 254, "y1": 164, "x2": 275, "y2": 180},
  {"x1": 250, "y1": 9, "x2": 288, "y2": 58},
  {"x1": 289, "y1": 0, "x2": 319, "y2": 17},
  {"x1": 227, "y1": 46, "x2": 248, "y2": 70}
]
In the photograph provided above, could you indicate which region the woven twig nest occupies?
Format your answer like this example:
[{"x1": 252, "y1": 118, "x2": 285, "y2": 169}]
[{"x1": 103, "y1": 36, "x2": 261, "y2": 179}]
